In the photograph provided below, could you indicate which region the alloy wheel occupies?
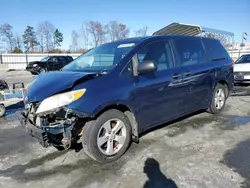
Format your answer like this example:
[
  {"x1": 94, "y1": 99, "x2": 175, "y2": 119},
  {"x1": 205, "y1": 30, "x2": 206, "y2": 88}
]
[
  {"x1": 97, "y1": 118, "x2": 127, "y2": 156},
  {"x1": 214, "y1": 88, "x2": 225, "y2": 109}
]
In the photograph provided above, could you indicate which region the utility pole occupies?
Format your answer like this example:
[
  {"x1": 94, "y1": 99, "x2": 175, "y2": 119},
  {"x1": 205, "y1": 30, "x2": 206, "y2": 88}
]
[{"x1": 238, "y1": 32, "x2": 248, "y2": 58}]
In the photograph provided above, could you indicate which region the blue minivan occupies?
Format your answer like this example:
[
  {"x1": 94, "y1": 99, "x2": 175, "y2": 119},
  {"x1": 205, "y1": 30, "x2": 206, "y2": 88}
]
[{"x1": 19, "y1": 35, "x2": 234, "y2": 163}]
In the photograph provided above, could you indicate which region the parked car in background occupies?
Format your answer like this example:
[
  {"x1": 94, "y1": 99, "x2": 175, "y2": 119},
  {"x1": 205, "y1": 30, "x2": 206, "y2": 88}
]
[
  {"x1": 26, "y1": 56, "x2": 74, "y2": 75},
  {"x1": 19, "y1": 36, "x2": 234, "y2": 163},
  {"x1": 234, "y1": 54, "x2": 250, "y2": 85}
]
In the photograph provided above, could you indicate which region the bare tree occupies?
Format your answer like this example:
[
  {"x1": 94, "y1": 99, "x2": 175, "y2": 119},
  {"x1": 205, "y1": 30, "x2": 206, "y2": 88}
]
[
  {"x1": 87, "y1": 21, "x2": 105, "y2": 47},
  {"x1": 37, "y1": 21, "x2": 56, "y2": 52},
  {"x1": 70, "y1": 30, "x2": 80, "y2": 52},
  {"x1": 81, "y1": 21, "x2": 91, "y2": 49},
  {"x1": 134, "y1": 26, "x2": 148, "y2": 37},
  {"x1": 37, "y1": 23, "x2": 45, "y2": 53},
  {"x1": 0, "y1": 23, "x2": 14, "y2": 52},
  {"x1": 13, "y1": 34, "x2": 23, "y2": 52},
  {"x1": 118, "y1": 24, "x2": 130, "y2": 40},
  {"x1": 106, "y1": 21, "x2": 117, "y2": 42},
  {"x1": 106, "y1": 21, "x2": 130, "y2": 41}
]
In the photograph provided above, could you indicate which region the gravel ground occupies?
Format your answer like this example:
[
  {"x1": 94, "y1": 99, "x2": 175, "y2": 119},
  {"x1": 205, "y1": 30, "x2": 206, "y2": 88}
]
[
  {"x1": 0, "y1": 70, "x2": 35, "y2": 87},
  {"x1": 0, "y1": 70, "x2": 250, "y2": 188}
]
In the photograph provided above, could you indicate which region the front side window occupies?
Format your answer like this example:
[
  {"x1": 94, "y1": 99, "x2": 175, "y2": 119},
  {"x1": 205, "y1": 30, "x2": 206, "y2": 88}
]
[
  {"x1": 235, "y1": 55, "x2": 250, "y2": 64},
  {"x1": 50, "y1": 57, "x2": 58, "y2": 62},
  {"x1": 174, "y1": 38, "x2": 206, "y2": 66},
  {"x1": 137, "y1": 40, "x2": 174, "y2": 71},
  {"x1": 62, "y1": 42, "x2": 138, "y2": 72}
]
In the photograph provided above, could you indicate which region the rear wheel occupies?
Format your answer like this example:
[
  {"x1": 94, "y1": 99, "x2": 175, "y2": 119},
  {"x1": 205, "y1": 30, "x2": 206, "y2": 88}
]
[
  {"x1": 208, "y1": 83, "x2": 226, "y2": 114},
  {"x1": 0, "y1": 104, "x2": 6, "y2": 117},
  {"x1": 82, "y1": 109, "x2": 132, "y2": 163}
]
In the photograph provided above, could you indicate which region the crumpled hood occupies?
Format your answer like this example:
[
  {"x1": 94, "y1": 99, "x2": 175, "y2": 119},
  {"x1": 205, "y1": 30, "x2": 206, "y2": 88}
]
[{"x1": 26, "y1": 71, "x2": 97, "y2": 102}]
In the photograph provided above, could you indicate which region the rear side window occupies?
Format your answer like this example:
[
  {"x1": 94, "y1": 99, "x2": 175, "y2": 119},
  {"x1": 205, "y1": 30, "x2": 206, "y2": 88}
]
[
  {"x1": 58, "y1": 57, "x2": 66, "y2": 62},
  {"x1": 173, "y1": 38, "x2": 206, "y2": 66},
  {"x1": 202, "y1": 39, "x2": 230, "y2": 61},
  {"x1": 66, "y1": 56, "x2": 73, "y2": 62},
  {"x1": 50, "y1": 57, "x2": 58, "y2": 62}
]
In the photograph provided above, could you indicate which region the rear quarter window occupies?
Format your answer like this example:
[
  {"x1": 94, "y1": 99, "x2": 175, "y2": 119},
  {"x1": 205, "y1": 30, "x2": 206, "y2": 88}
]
[
  {"x1": 202, "y1": 39, "x2": 230, "y2": 60},
  {"x1": 66, "y1": 56, "x2": 74, "y2": 62}
]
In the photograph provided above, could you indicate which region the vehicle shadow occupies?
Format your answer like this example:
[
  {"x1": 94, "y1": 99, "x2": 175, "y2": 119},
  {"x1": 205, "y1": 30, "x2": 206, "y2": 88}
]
[
  {"x1": 143, "y1": 158, "x2": 178, "y2": 188},
  {"x1": 0, "y1": 138, "x2": 155, "y2": 187},
  {"x1": 139, "y1": 110, "x2": 207, "y2": 138},
  {"x1": 231, "y1": 85, "x2": 250, "y2": 97}
]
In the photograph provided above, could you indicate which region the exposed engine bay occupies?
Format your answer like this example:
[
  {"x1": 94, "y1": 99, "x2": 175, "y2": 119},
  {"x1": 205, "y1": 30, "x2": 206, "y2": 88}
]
[{"x1": 19, "y1": 101, "x2": 93, "y2": 150}]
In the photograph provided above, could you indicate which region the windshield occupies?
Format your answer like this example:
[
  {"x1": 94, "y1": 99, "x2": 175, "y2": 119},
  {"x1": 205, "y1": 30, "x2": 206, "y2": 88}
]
[
  {"x1": 62, "y1": 42, "x2": 137, "y2": 72},
  {"x1": 236, "y1": 55, "x2": 250, "y2": 64},
  {"x1": 40, "y1": 56, "x2": 50, "y2": 62}
]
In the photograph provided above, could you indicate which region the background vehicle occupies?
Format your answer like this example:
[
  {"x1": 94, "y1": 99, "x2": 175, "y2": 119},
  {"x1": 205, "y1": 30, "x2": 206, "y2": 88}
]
[
  {"x1": 19, "y1": 36, "x2": 233, "y2": 163},
  {"x1": 234, "y1": 54, "x2": 250, "y2": 85},
  {"x1": 26, "y1": 55, "x2": 74, "y2": 75}
]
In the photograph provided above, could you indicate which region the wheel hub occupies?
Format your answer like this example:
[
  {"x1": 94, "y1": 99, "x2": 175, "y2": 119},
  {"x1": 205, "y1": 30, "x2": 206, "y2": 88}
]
[
  {"x1": 215, "y1": 88, "x2": 225, "y2": 109},
  {"x1": 97, "y1": 118, "x2": 127, "y2": 156}
]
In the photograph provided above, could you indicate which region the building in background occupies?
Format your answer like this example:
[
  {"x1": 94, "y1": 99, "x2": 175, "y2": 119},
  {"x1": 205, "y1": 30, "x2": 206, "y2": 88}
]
[{"x1": 233, "y1": 42, "x2": 250, "y2": 51}]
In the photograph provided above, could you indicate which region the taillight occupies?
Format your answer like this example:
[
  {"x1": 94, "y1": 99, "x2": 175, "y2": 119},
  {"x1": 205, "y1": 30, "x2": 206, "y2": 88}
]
[{"x1": 232, "y1": 61, "x2": 235, "y2": 66}]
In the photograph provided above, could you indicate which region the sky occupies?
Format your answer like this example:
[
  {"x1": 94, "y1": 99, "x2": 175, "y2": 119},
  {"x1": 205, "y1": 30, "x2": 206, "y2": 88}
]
[{"x1": 1, "y1": 0, "x2": 250, "y2": 50}]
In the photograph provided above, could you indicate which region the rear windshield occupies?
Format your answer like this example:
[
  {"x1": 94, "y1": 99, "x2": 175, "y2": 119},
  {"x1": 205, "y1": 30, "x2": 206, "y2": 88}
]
[
  {"x1": 235, "y1": 55, "x2": 250, "y2": 64},
  {"x1": 202, "y1": 39, "x2": 230, "y2": 61}
]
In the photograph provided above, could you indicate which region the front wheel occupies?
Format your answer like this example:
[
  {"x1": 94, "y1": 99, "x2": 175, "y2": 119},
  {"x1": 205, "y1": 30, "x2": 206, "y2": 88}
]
[
  {"x1": 82, "y1": 109, "x2": 132, "y2": 163},
  {"x1": 207, "y1": 83, "x2": 226, "y2": 114}
]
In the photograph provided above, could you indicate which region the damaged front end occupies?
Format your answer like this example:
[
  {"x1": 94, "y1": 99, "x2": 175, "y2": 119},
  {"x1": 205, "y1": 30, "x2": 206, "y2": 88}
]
[
  {"x1": 18, "y1": 102, "x2": 93, "y2": 150},
  {"x1": 17, "y1": 71, "x2": 103, "y2": 150}
]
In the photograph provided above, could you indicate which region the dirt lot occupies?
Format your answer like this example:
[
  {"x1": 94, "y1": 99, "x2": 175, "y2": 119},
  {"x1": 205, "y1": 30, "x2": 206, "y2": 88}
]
[{"x1": 0, "y1": 70, "x2": 250, "y2": 188}]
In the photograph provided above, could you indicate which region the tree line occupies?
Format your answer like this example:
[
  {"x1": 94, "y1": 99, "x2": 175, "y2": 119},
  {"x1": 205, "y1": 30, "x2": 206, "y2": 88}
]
[
  {"x1": 0, "y1": 21, "x2": 148, "y2": 53},
  {"x1": 70, "y1": 20, "x2": 148, "y2": 52}
]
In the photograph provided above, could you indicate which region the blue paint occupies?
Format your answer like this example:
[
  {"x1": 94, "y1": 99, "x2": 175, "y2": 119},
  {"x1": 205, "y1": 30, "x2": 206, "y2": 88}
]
[{"x1": 25, "y1": 35, "x2": 234, "y2": 134}]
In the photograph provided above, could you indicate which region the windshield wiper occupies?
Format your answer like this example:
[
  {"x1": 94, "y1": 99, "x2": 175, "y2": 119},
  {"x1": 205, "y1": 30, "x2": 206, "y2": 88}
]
[{"x1": 212, "y1": 57, "x2": 226, "y2": 61}]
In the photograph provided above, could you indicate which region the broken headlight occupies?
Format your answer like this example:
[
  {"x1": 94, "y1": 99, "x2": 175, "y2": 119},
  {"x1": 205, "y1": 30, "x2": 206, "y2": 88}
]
[{"x1": 36, "y1": 89, "x2": 86, "y2": 116}]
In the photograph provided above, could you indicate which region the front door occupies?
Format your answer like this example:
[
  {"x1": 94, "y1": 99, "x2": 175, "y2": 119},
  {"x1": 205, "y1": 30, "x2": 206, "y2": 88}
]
[{"x1": 133, "y1": 40, "x2": 185, "y2": 130}]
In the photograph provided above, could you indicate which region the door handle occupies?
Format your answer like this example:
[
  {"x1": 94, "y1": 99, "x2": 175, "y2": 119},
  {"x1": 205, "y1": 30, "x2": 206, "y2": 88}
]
[{"x1": 172, "y1": 73, "x2": 180, "y2": 79}]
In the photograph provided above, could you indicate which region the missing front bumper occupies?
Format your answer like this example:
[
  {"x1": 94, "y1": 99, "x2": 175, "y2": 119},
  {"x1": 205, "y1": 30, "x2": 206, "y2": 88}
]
[{"x1": 17, "y1": 111, "x2": 74, "y2": 148}]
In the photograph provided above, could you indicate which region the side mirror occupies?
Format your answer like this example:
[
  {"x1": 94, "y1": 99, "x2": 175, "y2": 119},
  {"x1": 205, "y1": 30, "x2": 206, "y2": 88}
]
[{"x1": 137, "y1": 60, "x2": 157, "y2": 74}]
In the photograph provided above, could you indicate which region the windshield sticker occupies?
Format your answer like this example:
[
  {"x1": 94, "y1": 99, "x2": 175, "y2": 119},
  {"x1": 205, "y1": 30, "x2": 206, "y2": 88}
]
[{"x1": 117, "y1": 43, "x2": 135, "y2": 48}]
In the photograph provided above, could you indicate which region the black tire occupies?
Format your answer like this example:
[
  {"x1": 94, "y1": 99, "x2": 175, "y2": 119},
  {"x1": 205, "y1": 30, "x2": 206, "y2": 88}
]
[
  {"x1": 0, "y1": 104, "x2": 6, "y2": 117},
  {"x1": 40, "y1": 68, "x2": 46, "y2": 72},
  {"x1": 31, "y1": 72, "x2": 38, "y2": 75},
  {"x1": 82, "y1": 109, "x2": 132, "y2": 163},
  {"x1": 53, "y1": 145, "x2": 65, "y2": 151},
  {"x1": 207, "y1": 83, "x2": 227, "y2": 114}
]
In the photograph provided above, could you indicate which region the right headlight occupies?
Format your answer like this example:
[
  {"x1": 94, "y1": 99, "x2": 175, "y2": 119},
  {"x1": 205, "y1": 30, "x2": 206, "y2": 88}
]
[{"x1": 36, "y1": 89, "x2": 86, "y2": 115}]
